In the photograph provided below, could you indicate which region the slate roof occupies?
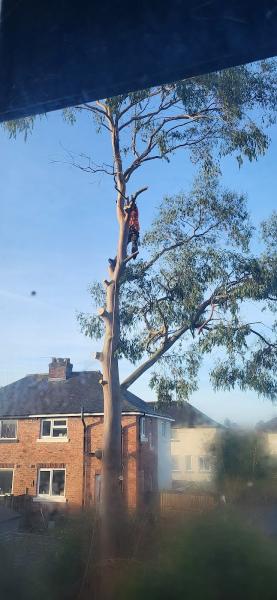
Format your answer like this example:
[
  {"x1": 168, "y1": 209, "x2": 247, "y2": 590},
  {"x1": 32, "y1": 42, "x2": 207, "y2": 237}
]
[
  {"x1": 146, "y1": 400, "x2": 222, "y2": 428},
  {"x1": 0, "y1": 371, "x2": 169, "y2": 419},
  {"x1": 257, "y1": 417, "x2": 277, "y2": 432}
]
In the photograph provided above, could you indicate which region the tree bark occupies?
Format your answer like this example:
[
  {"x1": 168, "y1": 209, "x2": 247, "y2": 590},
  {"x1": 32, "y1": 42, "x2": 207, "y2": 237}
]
[
  {"x1": 100, "y1": 278, "x2": 123, "y2": 558},
  {"x1": 98, "y1": 113, "x2": 129, "y2": 558}
]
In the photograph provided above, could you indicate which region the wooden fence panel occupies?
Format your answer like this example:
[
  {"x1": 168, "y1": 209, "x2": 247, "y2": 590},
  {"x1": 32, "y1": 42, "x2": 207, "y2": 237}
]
[{"x1": 160, "y1": 491, "x2": 217, "y2": 514}]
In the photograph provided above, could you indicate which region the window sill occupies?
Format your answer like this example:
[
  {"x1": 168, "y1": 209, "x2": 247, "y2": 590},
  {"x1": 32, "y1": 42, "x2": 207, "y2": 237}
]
[
  {"x1": 36, "y1": 438, "x2": 69, "y2": 443},
  {"x1": 33, "y1": 496, "x2": 67, "y2": 503},
  {"x1": 0, "y1": 438, "x2": 18, "y2": 443}
]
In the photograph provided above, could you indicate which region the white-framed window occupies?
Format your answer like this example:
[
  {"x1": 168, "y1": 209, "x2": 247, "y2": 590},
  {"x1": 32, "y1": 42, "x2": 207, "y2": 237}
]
[
  {"x1": 38, "y1": 468, "x2": 65, "y2": 498},
  {"x1": 172, "y1": 456, "x2": 181, "y2": 471},
  {"x1": 184, "y1": 455, "x2": 192, "y2": 471},
  {"x1": 0, "y1": 469, "x2": 13, "y2": 495},
  {"x1": 171, "y1": 428, "x2": 179, "y2": 441},
  {"x1": 0, "y1": 420, "x2": 17, "y2": 440},
  {"x1": 162, "y1": 421, "x2": 167, "y2": 437},
  {"x1": 41, "y1": 418, "x2": 67, "y2": 439},
  {"x1": 140, "y1": 417, "x2": 148, "y2": 442},
  {"x1": 199, "y1": 456, "x2": 210, "y2": 472},
  {"x1": 149, "y1": 430, "x2": 154, "y2": 450}
]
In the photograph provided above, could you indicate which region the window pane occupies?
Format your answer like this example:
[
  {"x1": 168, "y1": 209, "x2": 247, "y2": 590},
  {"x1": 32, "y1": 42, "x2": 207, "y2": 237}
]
[
  {"x1": 0, "y1": 470, "x2": 13, "y2": 494},
  {"x1": 1, "y1": 420, "x2": 17, "y2": 439},
  {"x1": 52, "y1": 470, "x2": 65, "y2": 496},
  {"x1": 42, "y1": 420, "x2": 51, "y2": 436},
  {"x1": 52, "y1": 427, "x2": 67, "y2": 437},
  {"x1": 39, "y1": 471, "x2": 50, "y2": 494},
  {"x1": 140, "y1": 418, "x2": 146, "y2": 438},
  {"x1": 199, "y1": 456, "x2": 210, "y2": 472},
  {"x1": 184, "y1": 455, "x2": 192, "y2": 471},
  {"x1": 53, "y1": 420, "x2": 67, "y2": 427},
  {"x1": 172, "y1": 456, "x2": 180, "y2": 471}
]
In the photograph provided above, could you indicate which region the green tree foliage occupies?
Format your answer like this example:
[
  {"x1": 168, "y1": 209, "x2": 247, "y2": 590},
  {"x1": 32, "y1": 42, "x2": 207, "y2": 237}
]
[
  {"x1": 64, "y1": 60, "x2": 277, "y2": 174},
  {"x1": 3, "y1": 60, "x2": 277, "y2": 402},
  {"x1": 215, "y1": 429, "x2": 270, "y2": 483},
  {"x1": 78, "y1": 168, "x2": 277, "y2": 401},
  {"x1": 124, "y1": 513, "x2": 277, "y2": 600},
  {"x1": 1, "y1": 116, "x2": 37, "y2": 140}
]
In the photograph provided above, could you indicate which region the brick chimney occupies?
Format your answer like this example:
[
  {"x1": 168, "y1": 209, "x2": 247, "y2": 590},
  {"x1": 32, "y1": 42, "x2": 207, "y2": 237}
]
[{"x1": 48, "y1": 357, "x2": 73, "y2": 381}]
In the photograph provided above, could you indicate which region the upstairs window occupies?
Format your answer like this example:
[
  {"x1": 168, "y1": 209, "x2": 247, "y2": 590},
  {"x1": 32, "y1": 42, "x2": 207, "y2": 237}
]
[
  {"x1": 41, "y1": 418, "x2": 67, "y2": 438},
  {"x1": 171, "y1": 428, "x2": 179, "y2": 441},
  {"x1": 162, "y1": 421, "x2": 167, "y2": 437},
  {"x1": 0, "y1": 420, "x2": 17, "y2": 440},
  {"x1": 140, "y1": 417, "x2": 148, "y2": 442},
  {"x1": 172, "y1": 456, "x2": 181, "y2": 471}
]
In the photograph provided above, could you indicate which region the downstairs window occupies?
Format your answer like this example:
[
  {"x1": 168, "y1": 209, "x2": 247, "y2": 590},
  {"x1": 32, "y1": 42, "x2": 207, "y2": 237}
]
[
  {"x1": 0, "y1": 469, "x2": 13, "y2": 495},
  {"x1": 38, "y1": 469, "x2": 65, "y2": 498}
]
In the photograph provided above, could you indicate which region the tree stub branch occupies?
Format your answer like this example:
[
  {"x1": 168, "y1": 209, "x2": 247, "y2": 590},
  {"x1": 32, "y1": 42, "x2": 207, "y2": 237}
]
[
  {"x1": 130, "y1": 186, "x2": 148, "y2": 203},
  {"x1": 93, "y1": 351, "x2": 104, "y2": 361},
  {"x1": 98, "y1": 307, "x2": 111, "y2": 322},
  {"x1": 124, "y1": 251, "x2": 139, "y2": 264}
]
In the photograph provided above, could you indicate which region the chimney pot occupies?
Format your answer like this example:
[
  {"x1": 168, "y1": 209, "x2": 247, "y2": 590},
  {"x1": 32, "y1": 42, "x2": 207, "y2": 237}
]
[{"x1": 49, "y1": 357, "x2": 73, "y2": 381}]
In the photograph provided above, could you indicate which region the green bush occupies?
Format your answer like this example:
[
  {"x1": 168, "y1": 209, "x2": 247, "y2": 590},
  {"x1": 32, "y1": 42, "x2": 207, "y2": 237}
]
[
  {"x1": 123, "y1": 511, "x2": 277, "y2": 600},
  {"x1": 0, "y1": 511, "x2": 96, "y2": 600}
]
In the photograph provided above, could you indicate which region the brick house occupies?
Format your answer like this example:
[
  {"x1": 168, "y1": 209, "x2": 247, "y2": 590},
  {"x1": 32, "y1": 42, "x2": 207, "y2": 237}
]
[{"x1": 0, "y1": 358, "x2": 172, "y2": 510}]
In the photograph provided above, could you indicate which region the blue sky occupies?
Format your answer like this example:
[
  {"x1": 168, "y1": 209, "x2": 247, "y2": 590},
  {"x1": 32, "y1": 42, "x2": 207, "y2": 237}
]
[{"x1": 0, "y1": 101, "x2": 276, "y2": 427}]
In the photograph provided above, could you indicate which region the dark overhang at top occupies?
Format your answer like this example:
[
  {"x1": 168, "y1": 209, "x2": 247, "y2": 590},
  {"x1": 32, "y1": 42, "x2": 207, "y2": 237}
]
[{"x1": 1, "y1": 1, "x2": 277, "y2": 122}]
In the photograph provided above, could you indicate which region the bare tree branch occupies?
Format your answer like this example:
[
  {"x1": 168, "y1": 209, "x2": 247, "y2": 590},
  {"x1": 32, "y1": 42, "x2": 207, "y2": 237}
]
[
  {"x1": 130, "y1": 186, "x2": 148, "y2": 203},
  {"x1": 77, "y1": 103, "x2": 113, "y2": 130},
  {"x1": 128, "y1": 220, "x2": 221, "y2": 280},
  {"x1": 124, "y1": 126, "x2": 214, "y2": 181},
  {"x1": 198, "y1": 303, "x2": 216, "y2": 334},
  {"x1": 118, "y1": 96, "x2": 179, "y2": 131},
  {"x1": 121, "y1": 296, "x2": 213, "y2": 389},
  {"x1": 249, "y1": 328, "x2": 277, "y2": 348}
]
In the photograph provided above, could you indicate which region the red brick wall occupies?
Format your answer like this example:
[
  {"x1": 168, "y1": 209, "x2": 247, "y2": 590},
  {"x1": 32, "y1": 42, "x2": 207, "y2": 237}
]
[
  {"x1": 83, "y1": 415, "x2": 139, "y2": 509},
  {"x1": 0, "y1": 418, "x2": 84, "y2": 507},
  {"x1": 0, "y1": 414, "x2": 158, "y2": 510}
]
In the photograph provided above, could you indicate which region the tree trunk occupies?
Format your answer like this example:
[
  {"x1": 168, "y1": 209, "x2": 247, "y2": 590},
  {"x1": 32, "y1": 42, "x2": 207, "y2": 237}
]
[
  {"x1": 99, "y1": 276, "x2": 124, "y2": 557},
  {"x1": 98, "y1": 114, "x2": 129, "y2": 558}
]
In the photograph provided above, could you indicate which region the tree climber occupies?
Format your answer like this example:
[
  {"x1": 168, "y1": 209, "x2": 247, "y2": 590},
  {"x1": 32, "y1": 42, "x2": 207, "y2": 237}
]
[{"x1": 126, "y1": 198, "x2": 140, "y2": 258}]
